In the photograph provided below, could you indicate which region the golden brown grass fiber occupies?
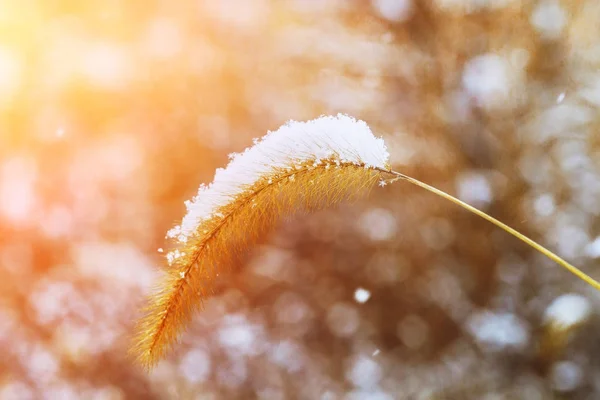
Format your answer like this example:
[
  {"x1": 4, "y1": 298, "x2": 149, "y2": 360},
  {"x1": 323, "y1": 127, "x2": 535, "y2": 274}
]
[{"x1": 131, "y1": 159, "x2": 381, "y2": 369}]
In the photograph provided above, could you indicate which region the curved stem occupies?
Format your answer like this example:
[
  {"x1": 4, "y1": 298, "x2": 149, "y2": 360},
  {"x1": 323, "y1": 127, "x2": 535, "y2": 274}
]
[{"x1": 381, "y1": 169, "x2": 600, "y2": 291}]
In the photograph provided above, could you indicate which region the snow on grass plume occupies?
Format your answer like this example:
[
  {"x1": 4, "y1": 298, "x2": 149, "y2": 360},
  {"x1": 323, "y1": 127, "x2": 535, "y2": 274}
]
[{"x1": 132, "y1": 114, "x2": 600, "y2": 369}]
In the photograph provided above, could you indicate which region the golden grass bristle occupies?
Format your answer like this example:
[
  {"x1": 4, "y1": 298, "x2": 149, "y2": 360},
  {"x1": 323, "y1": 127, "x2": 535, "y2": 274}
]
[{"x1": 131, "y1": 159, "x2": 381, "y2": 369}]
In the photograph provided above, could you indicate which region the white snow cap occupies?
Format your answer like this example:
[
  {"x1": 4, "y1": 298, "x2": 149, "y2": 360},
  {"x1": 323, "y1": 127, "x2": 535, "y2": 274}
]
[{"x1": 169, "y1": 114, "x2": 390, "y2": 243}]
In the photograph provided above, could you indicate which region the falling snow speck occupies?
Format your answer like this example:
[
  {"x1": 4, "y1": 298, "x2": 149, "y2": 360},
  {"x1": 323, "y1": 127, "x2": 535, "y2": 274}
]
[{"x1": 354, "y1": 288, "x2": 371, "y2": 303}]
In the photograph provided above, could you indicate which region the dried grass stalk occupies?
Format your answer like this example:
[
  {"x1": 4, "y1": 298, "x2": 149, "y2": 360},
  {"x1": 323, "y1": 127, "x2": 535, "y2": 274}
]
[{"x1": 132, "y1": 114, "x2": 600, "y2": 370}]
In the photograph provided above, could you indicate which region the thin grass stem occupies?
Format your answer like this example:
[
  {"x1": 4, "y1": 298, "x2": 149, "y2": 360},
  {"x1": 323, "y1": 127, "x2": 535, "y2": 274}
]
[{"x1": 381, "y1": 169, "x2": 600, "y2": 291}]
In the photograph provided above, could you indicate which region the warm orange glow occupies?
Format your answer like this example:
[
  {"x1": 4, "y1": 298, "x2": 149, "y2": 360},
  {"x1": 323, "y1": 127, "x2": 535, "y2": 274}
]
[{"x1": 2, "y1": 1, "x2": 600, "y2": 398}]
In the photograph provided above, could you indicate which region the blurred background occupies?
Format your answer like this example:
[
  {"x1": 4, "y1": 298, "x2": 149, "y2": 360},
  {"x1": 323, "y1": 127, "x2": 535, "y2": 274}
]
[{"x1": 1, "y1": 0, "x2": 600, "y2": 399}]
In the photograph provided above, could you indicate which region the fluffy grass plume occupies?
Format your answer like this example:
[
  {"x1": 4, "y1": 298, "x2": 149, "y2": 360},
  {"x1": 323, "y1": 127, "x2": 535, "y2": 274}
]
[
  {"x1": 132, "y1": 114, "x2": 600, "y2": 370},
  {"x1": 132, "y1": 114, "x2": 390, "y2": 368}
]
